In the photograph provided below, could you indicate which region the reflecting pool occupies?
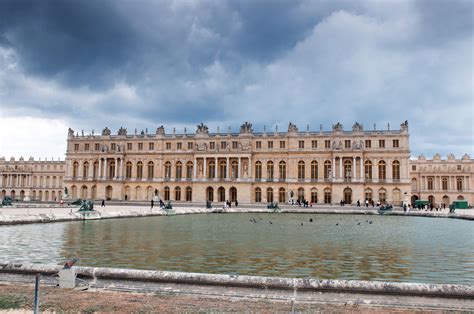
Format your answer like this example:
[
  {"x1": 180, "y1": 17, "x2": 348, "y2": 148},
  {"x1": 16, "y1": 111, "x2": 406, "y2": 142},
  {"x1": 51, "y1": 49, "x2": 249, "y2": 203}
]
[{"x1": 1, "y1": 214, "x2": 473, "y2": 285}]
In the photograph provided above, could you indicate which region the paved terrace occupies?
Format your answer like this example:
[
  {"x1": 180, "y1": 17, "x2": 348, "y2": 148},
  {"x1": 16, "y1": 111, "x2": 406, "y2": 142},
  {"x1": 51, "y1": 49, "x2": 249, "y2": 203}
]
[{"x1": 0, "y1": 202, "x2": 472, "y2": 225}]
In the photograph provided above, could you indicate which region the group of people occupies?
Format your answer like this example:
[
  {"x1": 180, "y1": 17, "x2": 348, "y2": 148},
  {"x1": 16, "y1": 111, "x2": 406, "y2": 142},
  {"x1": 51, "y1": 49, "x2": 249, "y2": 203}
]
[
  {"x1": 223, "y1": 200, "x2": 238, "y2": 209},
  {"x1": 288, "y1": 199, "x2": 311, "y2": 207},
  {"x1": 150, "y1": 199, "x2": 166, "y2": 209}
]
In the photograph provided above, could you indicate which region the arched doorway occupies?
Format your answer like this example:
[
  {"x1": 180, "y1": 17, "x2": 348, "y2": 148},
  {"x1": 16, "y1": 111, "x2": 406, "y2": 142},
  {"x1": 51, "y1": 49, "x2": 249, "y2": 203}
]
[
  {"x1": 146, "y1": 186, "x2": 153, "y2": 200},
  {"x1": 343, "y1": 188, "x2": 352, "y2": 204},
  {"x1": 206, "y1": 187, "x2": 214, "y2": 202},
  {"x1": 105, "y1": 185, "x2": 113, "y2": 200},
  {"x1": 411, "y1": 195, "x2": 419, "y2": 206},
  {"x1": 71, "y1": 185, "x2": 77, "y2": 199},
  {"x1": 81, "y1": 185, "x2": 88, "y2": 199},
  {"x1": 20, "y1": 190, "x2": 25, "y2": 200},
  {"x1": 218, "y1": 186, "x2": 225, "y2": 202},
  {"x1": 442, "y1": 195, "x2": 450, "y2": 206},
  {"x1": 91, "y1": 185, "x2": 97, "y2": 199},
  {"x1": 10, "y1": 190, "x2": 16, "y2": 200},
  {"x1": 428, "y1": 195, "x2": 435, "y2": 206},
  {"x1": 230, "y1": 187, "x2": 237, "y2": 202}
]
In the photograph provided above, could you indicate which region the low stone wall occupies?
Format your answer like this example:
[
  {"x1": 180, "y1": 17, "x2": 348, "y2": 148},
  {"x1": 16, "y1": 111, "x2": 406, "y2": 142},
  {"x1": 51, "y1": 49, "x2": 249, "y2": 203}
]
[{"x1": 0, "y1": 262, "x2": 472, "y2": 299}]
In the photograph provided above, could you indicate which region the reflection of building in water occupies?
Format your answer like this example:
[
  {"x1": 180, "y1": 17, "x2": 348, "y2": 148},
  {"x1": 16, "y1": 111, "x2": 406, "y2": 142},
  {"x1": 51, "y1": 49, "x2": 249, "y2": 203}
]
[
  {"x1": 1, "y1": 121, "x2": 472, "y2": 205},
  {"x1": 0, "y1": 157, "x2": 65, "y2": 202},
  {"x1": 410, "y1": 153, "x2": 473, "y2": 206}
]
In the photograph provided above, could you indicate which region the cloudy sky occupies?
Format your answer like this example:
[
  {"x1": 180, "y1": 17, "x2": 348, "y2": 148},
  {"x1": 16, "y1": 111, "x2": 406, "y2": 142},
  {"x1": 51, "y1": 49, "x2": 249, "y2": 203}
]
[{"x1": 0, "y1": 0, "x2": 472, "y2": 160}]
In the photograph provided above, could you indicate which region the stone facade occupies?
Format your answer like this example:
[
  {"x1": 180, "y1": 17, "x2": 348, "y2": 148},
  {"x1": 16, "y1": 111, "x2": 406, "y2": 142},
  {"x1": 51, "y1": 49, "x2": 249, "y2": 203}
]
[
  {"x1": 410, "y1": 153, "x2": 473, "y2": 206},
  {"x1": 62, "y1": 122, "x2": 413, "y2": 205},
  {"x1": 0, "y1": 157, "x2": 65, "y2": 202}
]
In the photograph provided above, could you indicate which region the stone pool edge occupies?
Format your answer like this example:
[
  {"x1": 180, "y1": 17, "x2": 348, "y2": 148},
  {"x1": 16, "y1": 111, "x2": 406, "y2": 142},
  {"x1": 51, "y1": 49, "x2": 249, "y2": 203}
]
[
  {"x1": 0, "y1": 262, "x2": 473, "y2": 299},
  {"x1": 0, "y1": 206, "x2": 472, "y2": 226}
]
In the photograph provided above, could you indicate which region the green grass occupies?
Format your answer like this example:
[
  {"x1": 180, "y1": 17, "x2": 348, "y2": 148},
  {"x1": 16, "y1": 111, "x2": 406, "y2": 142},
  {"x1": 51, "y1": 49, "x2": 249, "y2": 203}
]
[{"x1": 0, "y1": 294, "x2": 26, "y2": 309}]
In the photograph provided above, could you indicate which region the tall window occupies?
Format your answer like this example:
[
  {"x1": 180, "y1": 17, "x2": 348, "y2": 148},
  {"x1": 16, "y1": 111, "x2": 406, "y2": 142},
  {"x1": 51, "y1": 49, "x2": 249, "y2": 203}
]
[
  {"x1": 311, "y1": 160, "x2": 318, "y2": 180},
  {"x1": 231, "y1": 160, "x2": 238, "y2": 178},
  {"x1": 298, "y1": 141, "x2": 305, "y2": 149},
  {"x1": 311, "y1": 189, "x2": 317, "y2": 203},
  {"x1": 457, "y1": 177, "x2": 463, "y2": 191},
  {"x1": 324, "y1": 160, "x2": 331, "y2": 179},
  {"x1": 392, "y1": 160, "x2": 400, "y2": 180},
  {"x1": 164, "y1": 161, "x2": 171, "y2": 179},
  {"x1": 186, "y1": 162, "x2": 193, "y2": 179},
  {"x1": 344, "y1": 160, "x2": 352, "y2": 179},
  {"x1": 72, "y1": 162, "x2": 79, "y2": 178},
  {"x1": 219, "y1": 160, "x2": 227, "y2": 179},
  {"x1": 175, "y1": 187, "x2": 181, "y2": 201},
  {"x1": 298, "y1": 161, "x2": 305, "y2": 181},
  {"x1": 297, "y1": 187, "x2": 305, "y2": 202},
  {"x1": 379, "y1": 188, "x2": 386, "y2": 203},
  {"x1": 267, "y1": 161, "x2": 274, "y2": 180},
  {"x1": 83, "y1": 161, "x2": 89, "y2": 178},
  {"x1": 379, "y1": 140, "x2": 385, "y2": 148},
  {"x1": 442, "y1": 177, "x2": 448, "y2": 190},
  {"x1": 279, "y1": 161, "x2": 286, "y2": 180},
  {"x1": 279, "y1": 188, "x2": 286, "y2": 203},
  {"x1": 136, "y1": 162, "x2": 143, "y2": 179},
  {"x1": 164, "y1": 186, "x2": 170, "y2": 201},
  {"x1": 365, "y1": 160, "x2": 372, "y2": 179},
  {"x1": 365, "y1": 188, "x2": 373, "y2": 202},
  {"x1": 147, "y1": 161, "x2": 154, "y2": 179},
  {"x1": 312, "y1": 140, "x2": 317, "y2": 149},
  {"x1": 378, "y1": 161, "x2": 386, "y2": 180},
  {"x1": 267, "y1": 141, "x2": 273, "y2": 149},
  {"x1": 279, "y1": 141, "x2": 286, "y2": 149},
  {"x1": 255, "y1": 161, "x2": 262, "y2": 180},
  {"x1": 176, "y1": 161, "x2": 182, "y2": 179},
  {"x1": 324, "y1": 188, "x2": 331, "y2": 204},
  {"x1": 255, "y1": 187, "x2": 262, "y2": 202},
  {"x1": 267, "y1": 188, "x2": 273, "y2": 203},
  {"x1": 208, "y1": 160, "x2": 215, "y2": 179},
  {"x1": 427, "y1": 177, "x2": 434, "y2": 190},
  {"x1": 185, "y1": 187, "x2": 192, "y2": 201},
  {"x1": 126, "y1": 162, "x2": 132, "y2": 178}
]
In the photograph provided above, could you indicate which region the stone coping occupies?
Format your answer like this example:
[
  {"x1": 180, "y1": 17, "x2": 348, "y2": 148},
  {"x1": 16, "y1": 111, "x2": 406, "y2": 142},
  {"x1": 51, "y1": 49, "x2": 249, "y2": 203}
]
[
  {"x1": 0, "y1": 262, "x2": 472, "y2": 299},
  {"x1": 0, "y1": 205, "x2": 472, "y2": 225}
]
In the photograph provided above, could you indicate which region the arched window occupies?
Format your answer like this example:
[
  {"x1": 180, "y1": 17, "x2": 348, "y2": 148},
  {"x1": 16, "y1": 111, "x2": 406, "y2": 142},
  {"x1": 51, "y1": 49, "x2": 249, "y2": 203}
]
[
  {"x1": 392, "y1": 160, "x2": 400, "y2": 180},
  {"x1": 365, "y1": 188, "x2": 373, "y2": 202},
  {"x1": 266, "y1": 188, "x2": 273, "y2": 203},
  {"x1": 311, "y1": 161, "x2": 318, "y2": 180},
  {"x1": 378, "y1": 161, "x2": 386, "y2": 180},
  {"x1": 219, "y1": 160, "x2": 227, "y2": 179},
  {"x1": 393, "y1": 188, "x2": 401, "y2": 204},
  {"x1": 311, "y1": 188, "x2": 317, "y2": 203},
  {"x1": 324, "y1": 160, "x2": 331, "y2": 179},
  {"x1": 442, "y1": 177, "x2": 448, "y2": 190},
  {"x1": 279, "y1": 188, "x2": 286, "y2": 203},
  {"x1": 297, "y1": 187, "x2": 305, "y2": 202},
  {"x1": 457, "y1": 177, "x2": 463, "y2": 191},
  {"x1": 208, "y1": 160, "x2": 215, "y2": 179},
  {"x1": 147, "y1": 161, "x2": 154, "y2": 179},
  {"x1": 83, "y1": 161, "x2": 89, "y2": 178},
  {"x1": 126, "y1": 161, "x2": 132, "y2": 179},
  {"x1": 428, "y1": 195, "x2": 435, "y2": 205},
  {"x1": 93, "y1": 161, "x2": 99, "y2": 178},
  {"x1": 344, "y1": 160, "x2": 352, "y2": 179},
  {"x1": 52, "y1": 176, "x2": 57, "y2": 188},
  {"x1": 279, "y1": 161, "x2": 286, "y2": 180},
  {"x1": 45, "y1": 176, "x2": 50, "y2": 188},
  {"x1": 255, "y1": 187, "x2": 262, "y2": 202},
  {"x1": 298, "y1": 161, "x2": 305, "y2": 181},
  {"x1": 175, "y1": 186, "x2": 181, "y2": 201},
  {"x1": 230, "y1": 187, "x2": 237, "y2": 202},
  {"x1": 137, "y1": 161, "x2": 143, "y2": 179},
  {"x1": 186, "y1": 161, "x2": 193, "y2": 179},
  {"x1": 186, "y1": 187, "x2": 192, "y2": 201},
  {"x1": 365, "y1": 160, "x2": 372, "y2": 180},
  {"x1": 255, "y1": 161, "x2": 262, "y2": 180},
  {"x1": 164, "y1": 186, "x2": 170, "y2": 201},
  {"x1": 267, "y1": 161, "x2": 274, "y2": 180},
  {"x1": 324, "y1": 188, "x2": 331, "y2": 204},
  {"x1": 231, "y1": 160, "x2": 238, "y2": 179},
  {"x1": 164, "y1": 161, "x2": 171, "y2": 179},
  {"x1": 72, "y1": 161, "x2": 79, "y2": 178},
  {"x1": 206, "y1": 187, "x2": 214, "y2": 202},
  {"x1": 176, "y1": 161, "x2": 182, "y2": 179},
  {"x1": 427, "y1": 177, "x2": 434, "y2": 190},
  {"x1": 108, "y1": 160, "x2": 115, "y2": 179},
  {"x1": 379, "y1": 188, "x2": 386, "y2": 203},
  {"x1": 218, "y1": 186, "x2": 225, "y2": 202}
]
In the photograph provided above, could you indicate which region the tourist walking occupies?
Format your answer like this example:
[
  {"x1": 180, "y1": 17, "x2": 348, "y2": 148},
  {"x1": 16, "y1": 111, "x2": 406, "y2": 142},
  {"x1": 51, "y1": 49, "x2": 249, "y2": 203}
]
[
  {"x1": 151, "y1": 199, "x2": 154, "y2": 209},
  {"x1": 235, "y1": 200, "x2": 238, "y2": 207},
  {"x1": 101, "y1": 199, "x2": 105, "y2": 207}
]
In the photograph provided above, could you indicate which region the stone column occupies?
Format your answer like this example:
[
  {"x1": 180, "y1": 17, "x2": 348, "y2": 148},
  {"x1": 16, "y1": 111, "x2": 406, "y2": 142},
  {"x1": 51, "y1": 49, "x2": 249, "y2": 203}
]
[
  {"x1": 203, "y1": 157, "x2": 207, "y2": 179},
  {"x1": 89, "y1": 160, "x2": 94, "y2": 179},
  {"x1": 120, "y1": 159, "x2": 123, "y2": 179},
  {"x1": 226, "y1": 157, "x2": 230, "y2": 179},
  {"x1": 114, "y1": 158, "x2": 118, "y2": 179},
  {"x1": 248, "y1": 158, "x2": 252, "y2": 180},
  {"x1": 238, "y1": 157, "x2": 241, "y2": 179},
  {"x1": 332, "y1": 157, "x2": 336, "y2": 178},
  {"x1": 193, "y1": 158, "x2": 197, "y2": 178},
  {"x1": 352, "y1": 157, "x2": 356, "y2": 179},
  {"x1": 98, "y1": 159, "x2": 102, "y2": 180},
  {"x1": 339, "y1": 157, "x2": 342, "y2": 179},
  {"x1": 104, "y1": 158, "x2": 108, "y2": 179},
  {"x1": 374, "y1": 159, "x2": 378, "y2": 181},
  {"x1": 360, "y1": 157, "x2": 364, "y2": 180},
  {"x1": 214, "y1": 157, "x2": 217, "y2": 178}
]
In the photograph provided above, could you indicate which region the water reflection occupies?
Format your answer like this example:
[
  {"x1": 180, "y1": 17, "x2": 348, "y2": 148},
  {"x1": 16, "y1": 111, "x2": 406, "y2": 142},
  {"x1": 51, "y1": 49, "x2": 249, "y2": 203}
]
[{"x1": 1, "y1": 214, "x2": 473, "y2": 285}]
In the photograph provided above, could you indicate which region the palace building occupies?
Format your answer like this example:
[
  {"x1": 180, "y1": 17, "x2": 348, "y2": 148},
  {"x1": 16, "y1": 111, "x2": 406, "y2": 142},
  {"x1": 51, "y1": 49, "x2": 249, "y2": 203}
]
[
  {"x1": 0, "y1": 156, "x2": 65, "y2": 202},
  {"x1": 62, "y1": 121, "x2": 413, "y2": 205},
  {"x1": 1, "y1": 121, "x2": 472, "y2": 206}
]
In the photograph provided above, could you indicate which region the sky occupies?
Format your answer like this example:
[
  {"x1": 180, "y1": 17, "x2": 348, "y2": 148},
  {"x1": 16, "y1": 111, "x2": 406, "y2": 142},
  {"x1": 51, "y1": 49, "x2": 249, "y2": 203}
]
[{"x1": 0, "y1": 0, "x2": 472, "y2": 160}]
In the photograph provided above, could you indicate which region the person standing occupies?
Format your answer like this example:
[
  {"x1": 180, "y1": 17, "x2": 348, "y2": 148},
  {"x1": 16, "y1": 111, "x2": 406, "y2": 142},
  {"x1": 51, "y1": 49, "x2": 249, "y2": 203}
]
[
  {"x1": 101, "y1": 199, "x2": 105, "y2": 207},
  {"x1": 151, "y1": 199, "x2": 154, "y2": 209}
]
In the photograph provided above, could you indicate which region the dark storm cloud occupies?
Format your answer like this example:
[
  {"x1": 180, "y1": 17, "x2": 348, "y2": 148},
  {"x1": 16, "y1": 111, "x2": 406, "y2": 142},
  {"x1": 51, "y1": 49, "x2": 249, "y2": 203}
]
[{"x1": 0, "y1": 0, "x2": 472, "y2": 158}]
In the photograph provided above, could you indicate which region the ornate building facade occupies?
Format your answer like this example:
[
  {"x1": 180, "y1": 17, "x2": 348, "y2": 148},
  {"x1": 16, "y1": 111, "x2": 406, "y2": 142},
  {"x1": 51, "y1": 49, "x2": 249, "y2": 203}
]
[
  {"x1": 410, "y1": 153, "x2": 473, "y2": 206},
  {"x1": 0, "y1": 157, "x2": 65, "y2": 202},
  {"x1": 63, "y1": 121, "x2": 413, "y2": 205}
]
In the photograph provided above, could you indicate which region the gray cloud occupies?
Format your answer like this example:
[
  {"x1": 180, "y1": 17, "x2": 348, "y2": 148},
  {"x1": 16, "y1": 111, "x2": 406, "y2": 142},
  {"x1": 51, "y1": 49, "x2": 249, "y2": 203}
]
[{"x1": 0, "y1": 0, "x2": 472, "y2": 158}]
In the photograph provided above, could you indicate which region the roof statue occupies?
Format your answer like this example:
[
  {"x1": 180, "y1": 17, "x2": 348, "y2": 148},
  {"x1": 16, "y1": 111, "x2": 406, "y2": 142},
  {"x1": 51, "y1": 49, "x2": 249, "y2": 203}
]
[
  {"x1": 156, "y1": 125, "x2": 165, "y2": 135},
  {"x1": 288, "y1": 122, "x2": 298, "y2": 133},
  {"x1": 68, "y1": 128, "x2": 74, "y2": 137},
  {"x1": 196, "y1": 123, "x2": 209, "y2": 134},
  {"x1": 102, "y1": 127, "x2": 111, "y2": 136},
  {"x1": 332, "y1": 122, "x2": 343, "y2": 132},
  {"x1": 447, "y1": 153, "x2": 455, "y2": 161},
  {"x1": 462, "y1": 153, "x2": 470, "y2": 160},
  {"x1": 352, "y1": 122, "x2": 363, "y2": 132},
  {"x1": 418, "y1": 154, "x2": 426, "y2": 160},
  {"x1": 433, "y1": 153, "x2": 441, "y2": 160},
  {"x1": 117, "y1": 127, "x2": 127, "y2": 136},
  {"x1": 400, "y1": 120, "x2": 409, "y2": 131}
]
